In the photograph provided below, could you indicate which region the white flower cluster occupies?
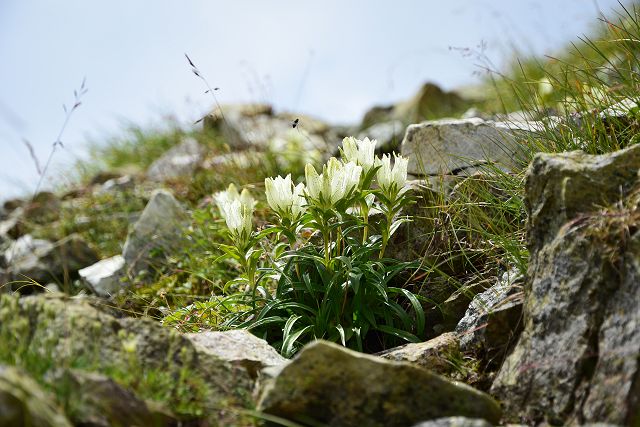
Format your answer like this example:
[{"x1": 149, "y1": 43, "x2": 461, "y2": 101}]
[{"x1": 214, "y1": 136, "x2": 410, "y2": 244}]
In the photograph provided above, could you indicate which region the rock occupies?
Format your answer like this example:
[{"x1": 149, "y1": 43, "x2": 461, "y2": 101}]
[
  {"x1": 3, "y1": 234, "x2": 98, "y2": 288},
  {"x1": 461, "y1": 108, "x2": 491, "y2": 120},
  {"x1": 400, "y1": 118, "x2": 534, "y2": 177},
  {"x1": 455, "y1": 269, "x2": 524, "y2": 360},
  {"x1": 360, "y1": 83, "x2": 471, "y2": 129},
  {"x1": 146, "y1": 137, "x2": 205, "y2": 182},
  {"x1": 78, "y1": 255, "x2": 126, "y2": 297},
  {"x1": 89, "y1": 171, "x2": 122, "y2": 185},
  {"x1": 0, "y1": 365, "x2": 72, "y2": 427},
  {"x1": 491, "y1": 146, "x2": 640, "y2": 425},
  {"x1": 61, "y1": 369, "x2": 175, "y2": 427},
  {"x1": 358, "y1": 120, "x2": 405, "y2": 153},
  {"x1": 187, "y1": 330, "x2": 286, "y2": 379},
  {"x1": 361, "y1": 105, "x2": 394, "y2": 129},
  {"x1": 411, "y1": 417, "x2": 493, "y2": 427},
  {"x1": 22, "y1": 191, "x2": 61, "y2": 224},
  {"x1": 3, "y1": 197, "x2": 24, "y2": 213},
  {"x1": 258, "y1": 340, "x2": 501, "y2": 427},
  {"x1": 121, "y1": 190, "x2": 189, "y2": 280},
  {"x1": 395, "y1": 83, "x2": 470, "y2": 124},
  {"x1": 525, "y1": 144, "x2": 640, "y2": 255},
  {"x1": 376, "y1": 332, "x2": 460, "y2": 375},
  {"x1": 0, "y1": 206, "x2": 25, "y2": 239},
  {"x1": 432, "y1": 280, "x2": 491, "y2": 334},
  {"x1": 0, "y1": 293, "x2": 255, "y2": 424},
  {"x1": 96, "y1": 175, "x2": 135, "y2": 194}
]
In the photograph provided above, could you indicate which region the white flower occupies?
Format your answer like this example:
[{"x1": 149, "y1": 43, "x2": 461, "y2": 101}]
[
  {"x1": 376, "y1": 154, "x2": 408, "y2": 197},
  {"x1": 265, "y1": 174, "x2": 307, "y2": 221},
  {"x1": 305, "y1": 158, "x2": 362, "y2": 209},
  {"x1": 341, "y1": 136, "x2": 377, "y2": 173},
  {"x1": 214, "y1": 184, "x2": 255, "y2": 219},
  {"x1": 538, "y1": 77, "x2": 553, "y2": 96},
  {"x1": 221, "y1": 199, "x2": 253, "y2": 242}
]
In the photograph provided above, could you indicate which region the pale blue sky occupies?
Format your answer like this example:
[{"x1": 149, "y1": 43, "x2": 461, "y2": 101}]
[{"x1": 0, "y1": 0, "x2": 626, "y2": 199}]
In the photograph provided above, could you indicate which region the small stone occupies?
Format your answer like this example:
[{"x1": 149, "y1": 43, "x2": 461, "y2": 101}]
[
  {"x1": 187, "y1": 330, "x2": 286, "y2": 378},
  {"x1": 78, "y1": 255, "x2": 125, "y2": 297},
  {"x1": 376, "y1": 332, "x2": 460, "y2": 375},
  {"x1": 122, "y1": 190, "x2": 189, "y2": 280},
  {"x1": 146, "y1": 138, "x2": 205, "y2": 182}
]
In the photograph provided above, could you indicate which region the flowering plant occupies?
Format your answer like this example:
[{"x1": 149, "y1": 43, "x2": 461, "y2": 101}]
[{"x1": 216, "y1": 137, "x2": 423, "y2": 355}]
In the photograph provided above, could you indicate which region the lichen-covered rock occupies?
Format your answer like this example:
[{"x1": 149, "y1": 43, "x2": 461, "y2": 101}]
[
  {"x1": 376, "y1": 332, "x2": 460, "y2": 375},
  {"x1": 525, "y1": 144, "x2": 640, "y2": 254},
  {"x1": 146, "y1": 137, "x2": 205, "y2": 182},
  {"x1": 187, "y1": 329, "x2": 286, "y2": 378},
  {"x1": 258, "y1": 340, "x2": 501, "y2": 427},
  {"x1": 61, "y1": 369, "x2": 175, "y2": 427},
  {"x1": 0, "y1": 293, "x2": 254, "y2": 424},
  {"x1": 491, "y1": 146, "x2": 640, "y2": 426},
  {"x1": 78, "y1": 255, "x2": 126, "y2": 297},
  {"x1": 3, "y1": 234, "x2": 98, "y2": 287},
  {"x1": 400, "y1": 118, "x2": 534, "y2": 176},
  {"x1": 122, "y1": 189, "x2": 189, "y2": 280},
  {"x1": 455, "y1": 269, "x2": 524, "y2": 359},
  {"x1": 0, "y1": 365, "x2": 71, "y2": 427}
]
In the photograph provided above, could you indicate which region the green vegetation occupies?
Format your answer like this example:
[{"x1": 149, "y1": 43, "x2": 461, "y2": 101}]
[{"x1": 3, "y1": 4, "x2": 640, "y2": 424}]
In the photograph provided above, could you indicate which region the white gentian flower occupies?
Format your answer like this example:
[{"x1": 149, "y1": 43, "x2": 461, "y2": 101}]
[
  {"x1": 376, "y1": 154, "x2": 409, "y2": 197},
  {"x1": 214, "y1": 184, "x2": 255, "y2": 219},
  {"x1": 305, "y1": 158, "x2": 362, "y2": 210},
  {"x1": 341, "y1": 136, "x2": 377, "y2": 173},
  {"x1": 221, "y1": 199, "x2": 253, "y2": 243},
  {"x1": 265, "y1": 174, "x2": 307, "y2": 221}
]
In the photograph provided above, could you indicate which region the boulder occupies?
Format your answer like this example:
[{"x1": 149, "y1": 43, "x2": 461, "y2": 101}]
[
  {"x1": 146, "y1": 137, "x2": 205, "y2": 182},
  {"x1": 491, "y1": 145, "x2": 640, "y2": 425},
  {"x1": 78, "y1": 255, "x2": 126, "y2": 297},
  {"x1": 121, "y1": 190, "x2": 189, "y2": 280},
  {"x1": 0, "y1": 293, "x2": 254, "y2": 424},
  {"x1": 187, "y1": 330, "x2": 286, "y2": 379},
  {"x1": 60, "y1": 369, "x2": 175, "y2": 427},
  {"x1": 3, "y1": 234, "x2": 98, "y2": 288},
  {"x1": 376, "y1": 332, "x2": 460, "y2": 375},
  {"x1": 400, "y1": 118, "x2": 535, "y2": 177},
  {"x1": 258, "y1": 340, "x2": 501, "y2": 427},
  {"x1": 0, "y1": 365, "x2": 71, "y2": 427},
  {"x1": 455, "y1": 269, "x2": 524, "y2": 359}
]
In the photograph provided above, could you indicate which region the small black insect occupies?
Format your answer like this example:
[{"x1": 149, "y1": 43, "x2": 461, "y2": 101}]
[{"x1": 291, "y1": 118, "x2": 299, "y2": 128}]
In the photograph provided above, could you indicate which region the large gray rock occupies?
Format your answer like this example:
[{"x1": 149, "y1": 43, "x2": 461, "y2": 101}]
[
  {"x1": 400, "y1": 118, "x2": 535, "y2": 176},
  {"x1": 491, "y1": 145, "x2": 640, "y2": 425},
  {"x1": 122, "y1": 190, "x2": 189, "y2": 280},
  {"x1": 258, "y1": 340, "x2": 501, "y2": 427},
  {"x1": 0, "y1": 293, "x2": 255, "y2": 425},
  {"x1": 146, "y1": 137, "x2": 205, "y2": 182},
  {"x1": 78, "y1": 255, "x2": 126, "y2": 297},
  {"x1": 0, "y1": 365, "x2": 72, "y2": 427},
  {"x1": 455, "y1": 269, "x2": 524, "y2": 359},
  {"x1": 3, "y1": 234, "x2": 98, "y2": 287},
  {"x1": 187, "y1": 330, "x2": 286, "y2": 378}
]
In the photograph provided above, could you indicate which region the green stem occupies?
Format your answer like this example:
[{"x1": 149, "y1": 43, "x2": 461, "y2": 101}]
[
  {"x1": 362, "y1": 203, "x2": 370, "y2": 244},
  {"x1": 379, "y1": 209, "x2": 394, "y2": 259}
]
